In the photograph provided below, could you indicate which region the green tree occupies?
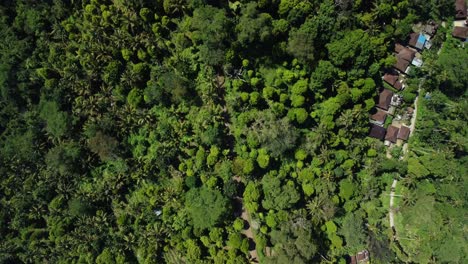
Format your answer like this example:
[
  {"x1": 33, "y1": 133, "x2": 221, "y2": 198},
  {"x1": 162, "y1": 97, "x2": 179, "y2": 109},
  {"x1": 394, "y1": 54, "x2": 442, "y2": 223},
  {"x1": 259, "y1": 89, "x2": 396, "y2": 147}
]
[
  {"x1": 185, "y1": 187, "x2": 229, "y2": 230},
  {"x1": 256, "y1": 148, "x2": 270, "y2": 169},
  {"x1": 88, "y1": 131, "x2": 119, "y2": 161},
  {"x1": 39, "y1": 101, "x2": 70, "y2": 139},
  {"x1": 261, "y1": 172, "x2": 300, "y2": 210},
  {"x1": 191, "y1": 6, "x2": 231, "y2": 65},
  {"x1": 287, "y1": 18, "x2": 317, "y2": 63},
  {"x1": 236, "y1": 3, "x2": 273, "y2": 47},
  {"x1": 249, "y1": 111, "x2": 298, "y2": 157},
  {"x1": 340, "y1": 213, "x2": 366, "y2": 252}
]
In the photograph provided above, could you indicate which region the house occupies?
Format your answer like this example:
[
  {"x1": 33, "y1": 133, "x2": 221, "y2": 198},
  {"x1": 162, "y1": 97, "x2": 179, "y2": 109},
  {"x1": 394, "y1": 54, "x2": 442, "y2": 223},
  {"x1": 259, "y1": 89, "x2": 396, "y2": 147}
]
[
  {"x1": 393, "y1": 44, "x2": 416, "y2": 74},
  {"x1": 397, "y1": 48, "x2": 416, "y2": 62},
  {"x1": 408, "y1": 33, "x2": 427, "y2": 50},
  {"x1": 455, "y1": 0, "x2": 467, "y2": 20},
  {"x1": 394, "y1": 44, "x2": 416, "y2": 62},
  {"x1": 452, "y1": 26, "x2": 468, "y2": 40},
  {"x1": 398, "y1": 126, "x2": 411, "y2": 141},
  {"x1": 369, "y1": 124, "x2": 386, "y2": 140},
  {"x1": 370, "y1": 109, "x2": 387, "y2": 126},
  {"x1": 394, "y1": 43, "x2": 405, "y2": 53},
  {"x1": 385, "y1": 125, "x2": 399, "y2": 145},
  {"x1": 376, "y1": 89, "x2": 394, "y2": 110},
  {"x1": 383, "y1": 72, "x2": 403, "y2": 90},
  {"x1": 394, "y1": 57, "x2": 411, "y2": 73},
  {"x1": 350, "y1": 250, "x2": 370, "y2": 264},
  {"x1": 423, "y1": 22, "x2": 438, "y2": 37}
]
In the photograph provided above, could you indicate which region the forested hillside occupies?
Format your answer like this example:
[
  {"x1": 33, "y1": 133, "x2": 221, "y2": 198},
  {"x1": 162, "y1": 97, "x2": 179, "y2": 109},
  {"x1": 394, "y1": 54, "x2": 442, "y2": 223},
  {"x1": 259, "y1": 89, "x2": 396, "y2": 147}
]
[{"x1": 0, "y1": 1, "x2": 465, "y2": 263}]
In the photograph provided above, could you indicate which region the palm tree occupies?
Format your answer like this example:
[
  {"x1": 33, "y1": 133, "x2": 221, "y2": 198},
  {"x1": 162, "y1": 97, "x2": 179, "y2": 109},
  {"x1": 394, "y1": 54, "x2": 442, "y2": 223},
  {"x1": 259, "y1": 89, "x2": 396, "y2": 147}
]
[
  {"x1": 164, "y1": 249, "x2": 186, "y2": 264},
  {"x1": 337, "y1": 109, "x2": 354, "y2": 129},
  {"x1": 318, "y1": 145, "x2": 331, "y2": 163},
  {"x1": 306, "y1": 194, "x2": 336, "y2": 224}
]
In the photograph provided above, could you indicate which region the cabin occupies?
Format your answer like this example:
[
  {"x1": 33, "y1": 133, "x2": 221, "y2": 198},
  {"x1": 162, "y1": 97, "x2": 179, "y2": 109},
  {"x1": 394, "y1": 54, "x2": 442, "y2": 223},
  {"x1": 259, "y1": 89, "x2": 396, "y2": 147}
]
[
  {"x1": 394, "y1": 57, "x2": 410, "y2": 73},
  {"x1": 369, "y1": 124, "x2": 386, "y2": 140},
  {"x1": 455, "y1": 0, "x2": 467, "y2": 20},
  {"x1": 394, "y1": 43, "x2": 405, "y2": 53},
  {"x1": 376, "y1": 89, "x2": 394, "y2": 111},
  {"x1": 385, "y1": 125, "x2": 399, "y2": 146},
  {"x1": 383, "y1": 72, "x2": 403, "y2": 91},
  {"x1": 408, "y1": 33, "x2": 426, "y2": 50},
  {"x1": 398, "y1": 126, "x2": 411, "y2": 141},
  {"x1": 395, "y1": 44, "x2": 416, "y2": 61},
  {"x1": 393, "y1": 44, "x2": 416, "y2": 74},
  {"x1": 452, "y1": 26, "x2": 468, "y2": 40},
  {"x1": 370, "y1": 109, "x2": 387, "y2": 126},
  {"x1": 350, "y1": 250, "x2": 370, "y2": 264}
]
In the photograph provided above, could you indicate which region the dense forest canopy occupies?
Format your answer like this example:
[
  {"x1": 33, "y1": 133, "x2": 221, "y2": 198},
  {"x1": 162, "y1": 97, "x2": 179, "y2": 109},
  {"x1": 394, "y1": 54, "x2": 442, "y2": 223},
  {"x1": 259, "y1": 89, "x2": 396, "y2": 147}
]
[{"x1": 0, "y1": 0, "x2": 466, "y2": 263}]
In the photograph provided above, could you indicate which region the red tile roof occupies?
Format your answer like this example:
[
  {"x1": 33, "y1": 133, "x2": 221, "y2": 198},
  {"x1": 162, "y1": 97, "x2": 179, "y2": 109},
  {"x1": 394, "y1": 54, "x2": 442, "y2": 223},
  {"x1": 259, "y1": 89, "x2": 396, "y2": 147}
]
[{"x1": 385, "y1": 125, "x2": 399, "y2": 143}]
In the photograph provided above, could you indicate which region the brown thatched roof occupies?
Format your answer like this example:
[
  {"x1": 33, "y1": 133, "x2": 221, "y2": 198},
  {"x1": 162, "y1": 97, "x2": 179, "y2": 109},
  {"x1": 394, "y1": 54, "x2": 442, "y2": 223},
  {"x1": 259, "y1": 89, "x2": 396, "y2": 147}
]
[
  {"x1": 398, "y1": 126, "x2": 411, "y2": 140},
  {"x1": 393, "y1": 44, "x2": 416, "y2": 73},
  {"x1": 383, "y1": 73, "x2": 403, "y2": 90},
  {"x1": 394, "y1": 57, "x2": 410, "y2": 74},
  {"x1": 397, "y1": 47, "x2": 416, "y2": 62},
  {"x1": 394, "y1": 43, "x2": 405, "y2": 53},
  {"x1": 376, "y1": 89, "x2": 394, "y2": 110},
  {"x1": 408, "y1": 32, "x2": 419, "y2": 47},
  {"x1": 452, "y1": 26, "x2": 468, "y2": 39},
  {"x1": 369, "y1": 124, "x2": 386, "y2": 140},
  {"x1": 385, "y1": 125, "x2": 399, "y2": 143},
  {"x1": 383, "y1": 73, "x2": 398, "y2": 85},
  {"x1": 370, "y1": 109, "x2": 387, "y2": 124},
  {"x1": 456, "y1": 0, "x2": 467, "y2": 19}
]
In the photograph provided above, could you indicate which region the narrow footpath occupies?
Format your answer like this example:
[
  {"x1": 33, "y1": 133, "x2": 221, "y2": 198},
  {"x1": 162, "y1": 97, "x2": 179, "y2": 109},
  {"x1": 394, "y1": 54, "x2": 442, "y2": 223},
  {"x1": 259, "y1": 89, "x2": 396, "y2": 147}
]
[
  {"x1": 232, "y1": 178, "x2": 259, "y2": 263},
  {"x1": 216, "y1": 72, "x2": 259, "y2": 263},
  {"x1": 389, "y1": 179, "x2": 398, "y2": 232}
]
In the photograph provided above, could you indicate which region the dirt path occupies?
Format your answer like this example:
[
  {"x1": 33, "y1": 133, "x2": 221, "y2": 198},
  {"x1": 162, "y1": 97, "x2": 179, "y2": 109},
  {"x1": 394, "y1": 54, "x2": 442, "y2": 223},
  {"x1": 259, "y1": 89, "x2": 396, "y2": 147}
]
[
  {"x1": 240, "y1": 208, "x2": 259, "y2": 263},
  {"x1": 388, "y1": 179, "x2": 409, "y2": 257},
  {"x1": 232, "y1": 178, "x2": 259, "y2": 263},
  {"x1": 223, "y1": 72, "x2": 259, "y2": 263},
  {"x1": 409, "y1": 90, "x2": 419, "y2": 137},
  {"x1": 389, "y1": 179, "x2": 398, "y2": 230},
  {"x1": 402, "y1": 80, "x2": 422, "y2": 156}
]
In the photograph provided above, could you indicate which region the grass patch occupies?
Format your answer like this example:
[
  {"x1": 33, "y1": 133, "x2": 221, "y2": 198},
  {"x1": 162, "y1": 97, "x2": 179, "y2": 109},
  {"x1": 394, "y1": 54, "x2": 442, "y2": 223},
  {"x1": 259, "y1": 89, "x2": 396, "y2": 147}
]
[
  {"x1": 384, "y1": 115, "x2": 393, "y2": 128},
  {"x1": 383, "y1": 82, "x2": 399, "y2": 93}
]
